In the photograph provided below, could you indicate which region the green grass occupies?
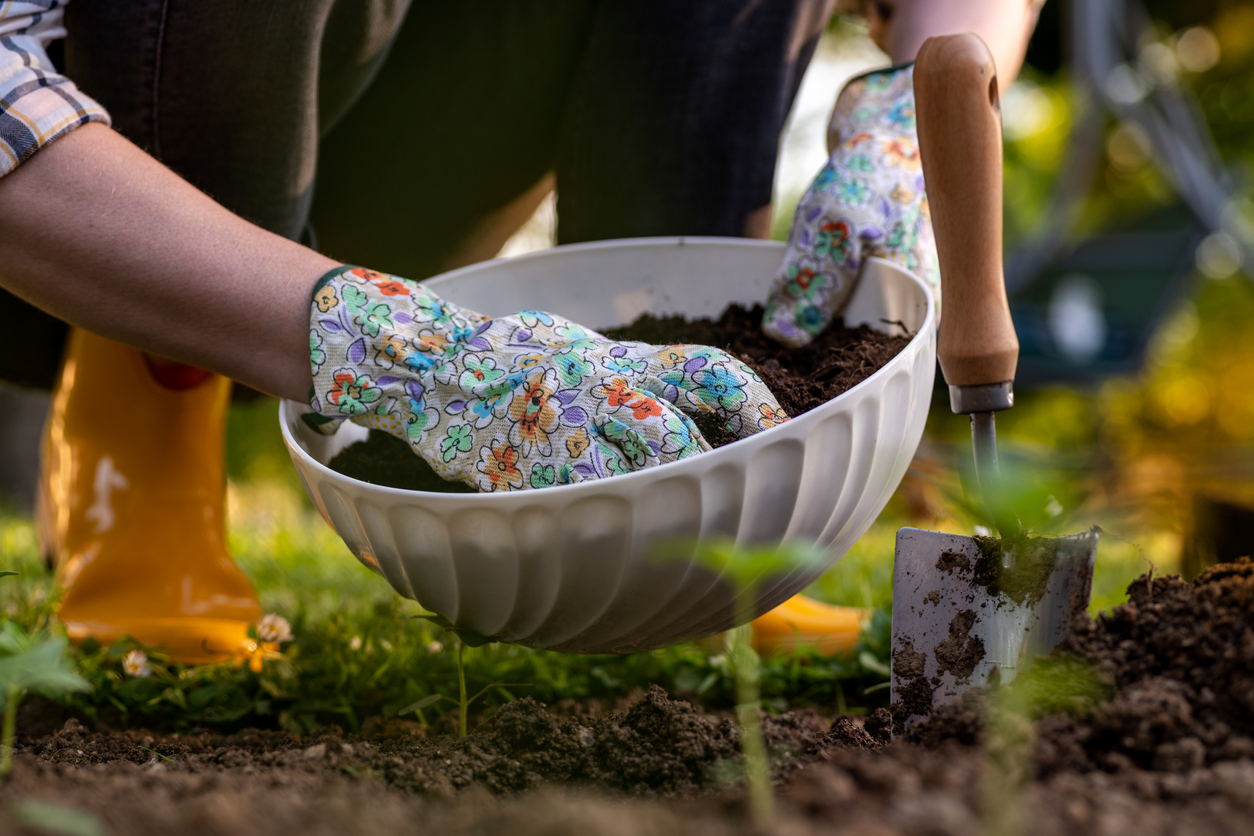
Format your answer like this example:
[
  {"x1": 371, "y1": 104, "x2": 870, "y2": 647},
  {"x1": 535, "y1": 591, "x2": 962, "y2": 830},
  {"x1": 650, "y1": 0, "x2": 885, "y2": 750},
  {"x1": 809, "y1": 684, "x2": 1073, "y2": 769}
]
[{"x1": 0, "y1": 479, "x2": 891, "y2": 734}]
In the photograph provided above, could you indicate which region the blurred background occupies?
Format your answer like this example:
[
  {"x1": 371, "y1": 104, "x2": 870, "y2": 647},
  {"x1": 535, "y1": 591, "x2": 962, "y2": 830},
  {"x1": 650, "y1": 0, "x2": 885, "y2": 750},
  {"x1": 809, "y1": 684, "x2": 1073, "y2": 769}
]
[{"x1": 6, "y1": 0, "x2": 1254, "y2": 616}]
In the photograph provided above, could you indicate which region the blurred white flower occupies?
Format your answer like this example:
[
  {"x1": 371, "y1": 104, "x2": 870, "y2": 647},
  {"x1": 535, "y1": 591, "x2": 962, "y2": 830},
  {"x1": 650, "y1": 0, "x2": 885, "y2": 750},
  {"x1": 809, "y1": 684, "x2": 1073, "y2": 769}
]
[
  {"x1": 349, "y1": 636, "x2": 363, "y2": 651},
  {"x1": 123, "y1": 650, "x2": 152, "y2": 678},
  {"x1": 257, "y1": 614, "x2": 294, "y2": 644},
  {"x1": 380, "y1": 640, "x2": 394, "y2": 652},
  {"x1": 426, "y1": 640, "x2": 443, "y2": 654}
]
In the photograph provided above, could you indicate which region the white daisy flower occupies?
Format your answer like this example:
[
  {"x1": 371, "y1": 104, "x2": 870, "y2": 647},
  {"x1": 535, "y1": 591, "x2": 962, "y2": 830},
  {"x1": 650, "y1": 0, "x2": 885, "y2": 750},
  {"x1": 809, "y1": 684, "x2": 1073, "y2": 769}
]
[
  {"x1": 123, "y1": 650, "x2": 152, "y2": 678},
  {"x1": 257, "y1": 614, "x2": 294, "y2": 644}
]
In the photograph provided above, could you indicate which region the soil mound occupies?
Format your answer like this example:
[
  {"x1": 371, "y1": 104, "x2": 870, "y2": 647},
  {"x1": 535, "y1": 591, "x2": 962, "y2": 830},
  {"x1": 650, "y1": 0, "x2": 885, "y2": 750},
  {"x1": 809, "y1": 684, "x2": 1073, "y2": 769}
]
[
  {"x1": 1041, "y1": 557, "x2": 1254, "y2": 774},
  {"x1": 913, "y1": 558, "x2": 1254, "y2": 776},
  {"x1": 25, "y1": 686, "x2": 833, "y2": 798},
  {"x1": 12, "y1": 670, "x2": 1254, "y2": 835}
]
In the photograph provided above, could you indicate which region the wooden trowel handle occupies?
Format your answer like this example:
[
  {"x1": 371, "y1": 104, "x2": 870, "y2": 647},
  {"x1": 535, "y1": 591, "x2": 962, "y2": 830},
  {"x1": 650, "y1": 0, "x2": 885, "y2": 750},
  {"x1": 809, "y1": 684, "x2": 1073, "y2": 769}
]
[{"x1": 915, "y1": 34, "x2": 1019, "y2": 388}]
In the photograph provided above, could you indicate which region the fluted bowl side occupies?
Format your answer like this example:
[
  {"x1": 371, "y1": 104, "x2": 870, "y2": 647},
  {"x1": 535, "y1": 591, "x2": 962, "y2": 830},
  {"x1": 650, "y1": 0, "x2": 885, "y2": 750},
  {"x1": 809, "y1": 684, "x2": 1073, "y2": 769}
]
[{"x1": 280, "y1": 238, "x2": 935, "y2": 652}]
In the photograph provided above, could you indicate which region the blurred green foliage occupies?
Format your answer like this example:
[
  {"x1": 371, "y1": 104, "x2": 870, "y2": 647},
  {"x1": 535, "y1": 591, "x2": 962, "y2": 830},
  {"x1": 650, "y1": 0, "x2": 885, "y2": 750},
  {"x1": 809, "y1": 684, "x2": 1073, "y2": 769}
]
[{"x1": 0, "y1": 505, "x2": 893, "y2": 734}]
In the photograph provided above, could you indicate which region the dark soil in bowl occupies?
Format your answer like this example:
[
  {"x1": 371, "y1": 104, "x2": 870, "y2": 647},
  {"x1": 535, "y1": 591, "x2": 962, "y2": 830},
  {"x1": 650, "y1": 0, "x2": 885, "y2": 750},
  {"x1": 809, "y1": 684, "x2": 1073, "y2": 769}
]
[
  {"x1": 327, "y1": 303, "x2": 911, "y2": 491},
  {"x1": 603, "y1": 302, "x2": 913, "y2": 421},
  {"x1": 9, "y1": 562, "x2": 1254, "y2": 835},
  {"x1": 327, "y1": 430, "x2": 478, "y2": 493}
]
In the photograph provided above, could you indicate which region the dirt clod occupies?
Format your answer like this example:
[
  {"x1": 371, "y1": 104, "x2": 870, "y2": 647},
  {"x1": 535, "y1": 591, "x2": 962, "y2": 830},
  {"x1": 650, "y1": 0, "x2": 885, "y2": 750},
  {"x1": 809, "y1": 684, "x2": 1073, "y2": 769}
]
[
  {"x1": 932, "y1": 610, "x2": 985, "y2": 683},
  {"x1": 935, "y1": 551, "x2": 969, "y2": 575},
  {"x1": 913, "y1": 558, "x2": 1254, "y2": 781}
]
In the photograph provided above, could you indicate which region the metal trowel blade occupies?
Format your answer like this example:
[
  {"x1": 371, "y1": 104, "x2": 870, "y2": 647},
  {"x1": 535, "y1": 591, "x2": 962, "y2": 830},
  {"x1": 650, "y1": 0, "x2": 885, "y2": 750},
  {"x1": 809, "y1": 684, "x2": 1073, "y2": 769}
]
[{"x1": 888, "y1": 527, "x2": 1098, "y2": 735}]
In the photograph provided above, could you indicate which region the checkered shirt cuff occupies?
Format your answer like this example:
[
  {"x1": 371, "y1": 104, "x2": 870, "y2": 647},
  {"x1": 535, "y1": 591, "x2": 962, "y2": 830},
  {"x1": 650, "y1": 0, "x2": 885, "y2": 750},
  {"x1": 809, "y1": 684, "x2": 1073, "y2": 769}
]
[{"x1": 0, "y1": 2, "x2": 110, "y2": 177}]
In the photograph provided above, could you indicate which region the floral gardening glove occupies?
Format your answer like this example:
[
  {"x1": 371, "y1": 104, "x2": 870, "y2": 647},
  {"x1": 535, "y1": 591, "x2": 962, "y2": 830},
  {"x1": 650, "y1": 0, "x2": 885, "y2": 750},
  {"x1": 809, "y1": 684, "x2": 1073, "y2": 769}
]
[
  {"x1": 762, "y1": 64, "x2": 937, "y2": 348},
  {"x1": 305, "y1": 267, "x2": 789, "y2": 492}
]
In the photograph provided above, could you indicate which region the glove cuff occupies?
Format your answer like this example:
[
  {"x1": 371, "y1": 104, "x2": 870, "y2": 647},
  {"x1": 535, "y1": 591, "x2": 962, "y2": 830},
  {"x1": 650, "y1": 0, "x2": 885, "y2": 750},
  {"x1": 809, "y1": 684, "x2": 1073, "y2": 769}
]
[
  {"x1": 829, "y1": 62, "x2": 916, "y2": 150},
  {"x1": 303, "y1": 266, "x2": 483, "y2": 438}
]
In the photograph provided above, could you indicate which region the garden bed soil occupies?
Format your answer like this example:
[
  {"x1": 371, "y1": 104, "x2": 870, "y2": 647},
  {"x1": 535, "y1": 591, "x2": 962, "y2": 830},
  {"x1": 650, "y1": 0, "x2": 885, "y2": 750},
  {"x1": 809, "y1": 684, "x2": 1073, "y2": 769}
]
[
  {"x1": 328, "y1": 304, "x2": 910, "y2": 489},
  {"x1": 7, "y1": 561, "x2": 1254, "y2": 836}
]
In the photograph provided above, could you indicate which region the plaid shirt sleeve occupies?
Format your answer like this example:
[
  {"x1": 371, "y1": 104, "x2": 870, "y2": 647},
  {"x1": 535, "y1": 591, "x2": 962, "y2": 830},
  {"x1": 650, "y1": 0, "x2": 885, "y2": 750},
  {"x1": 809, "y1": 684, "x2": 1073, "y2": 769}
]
[{"x1": 0, "y1": 1, "x2": 109, "y2": 177}]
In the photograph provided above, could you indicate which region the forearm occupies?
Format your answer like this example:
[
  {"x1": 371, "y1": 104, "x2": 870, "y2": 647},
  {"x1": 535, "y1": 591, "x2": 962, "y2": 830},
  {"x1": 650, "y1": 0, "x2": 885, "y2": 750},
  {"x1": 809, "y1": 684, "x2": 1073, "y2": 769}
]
[
  {"x1": 871, "y1": 0, "x2": 1043, "y2": 89},
  {"x1": 0, "y1": 123, "x2": 336, "y2": 402}
]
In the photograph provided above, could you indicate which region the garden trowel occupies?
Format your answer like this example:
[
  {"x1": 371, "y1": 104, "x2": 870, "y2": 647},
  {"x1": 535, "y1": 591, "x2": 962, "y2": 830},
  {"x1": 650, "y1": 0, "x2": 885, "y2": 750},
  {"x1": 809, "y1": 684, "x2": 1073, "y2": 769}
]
[{"x1": 889, "y1": 34, "x2": 1098, "y2": 734}]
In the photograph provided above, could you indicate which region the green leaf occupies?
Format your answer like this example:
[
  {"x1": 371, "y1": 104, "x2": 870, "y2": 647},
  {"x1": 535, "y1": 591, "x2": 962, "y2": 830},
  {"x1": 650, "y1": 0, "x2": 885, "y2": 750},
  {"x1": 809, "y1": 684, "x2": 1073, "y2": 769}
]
[
  {"x1": 0, "y1": 622, "x2": 33, "y2": 657},
  {"x1": 0, "y1": 637, "x2": 90, "y2": 697},
  {"x1": 412, "y1": 613, "x2": 499, "y2": 648},
  {"x1": 398, "y1": 694, "x2": 444, "y2": 715},
  {"x1": 466, "y1": 683, "x2": 532, "y2": 707},
  {"x1": 0, "y1": 572, "x2": 18, "y2": 579},
  {"x1": 857, "y1": 650, "x2": 890, "y2": 678},
  {"x1": 8, "y1": 800, "x2": 105, "y2": 836}
]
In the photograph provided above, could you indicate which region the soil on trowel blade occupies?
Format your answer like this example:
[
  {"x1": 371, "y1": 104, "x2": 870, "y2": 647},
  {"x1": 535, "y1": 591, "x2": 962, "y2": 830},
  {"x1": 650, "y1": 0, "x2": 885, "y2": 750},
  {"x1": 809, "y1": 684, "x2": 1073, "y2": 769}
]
[
  {"x1": 970, "y1": 534, "x2": 1062, "y2": 608},
  {"x1": 327, "y1": 303, "x2": 909, "y2": 491}
]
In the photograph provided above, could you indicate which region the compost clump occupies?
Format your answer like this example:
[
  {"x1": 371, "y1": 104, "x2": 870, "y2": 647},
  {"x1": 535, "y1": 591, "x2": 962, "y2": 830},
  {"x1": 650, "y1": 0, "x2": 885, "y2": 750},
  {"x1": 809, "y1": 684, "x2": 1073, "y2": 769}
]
[{"x1": 931, "y1": 609, "x2": 985, "y2": 683}]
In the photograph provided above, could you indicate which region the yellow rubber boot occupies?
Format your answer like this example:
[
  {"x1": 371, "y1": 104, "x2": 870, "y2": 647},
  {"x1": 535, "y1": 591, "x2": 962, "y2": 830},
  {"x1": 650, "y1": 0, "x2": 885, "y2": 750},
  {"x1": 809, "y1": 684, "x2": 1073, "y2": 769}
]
[
  {"x1": 751, "y1": 594, "x2": 871, "y2": 657},
  {"x1": 37, "y1": 329, "x2": 261, "y2": 663}
]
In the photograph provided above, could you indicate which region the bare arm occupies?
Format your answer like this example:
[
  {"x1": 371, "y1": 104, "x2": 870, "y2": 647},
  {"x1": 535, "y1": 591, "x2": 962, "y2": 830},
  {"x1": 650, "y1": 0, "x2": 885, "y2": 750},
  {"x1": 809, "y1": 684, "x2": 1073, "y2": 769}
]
[
  {"x1": 868, "y1": 0, "x2": 1045, "y2": 90},
  {"x1": 0, "y1": 123, "x2": 337, "y2": 402}
]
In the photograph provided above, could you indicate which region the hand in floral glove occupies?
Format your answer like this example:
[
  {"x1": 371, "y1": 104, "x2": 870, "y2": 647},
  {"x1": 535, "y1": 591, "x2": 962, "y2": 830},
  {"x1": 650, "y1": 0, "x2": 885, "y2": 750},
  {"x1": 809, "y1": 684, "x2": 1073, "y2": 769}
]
[
  {"x1": 304, "y1": 267, "x2": 789, "y2": 492},
  {"x1": 762, "y1": 64, "x2": 937, "y2": 348}
]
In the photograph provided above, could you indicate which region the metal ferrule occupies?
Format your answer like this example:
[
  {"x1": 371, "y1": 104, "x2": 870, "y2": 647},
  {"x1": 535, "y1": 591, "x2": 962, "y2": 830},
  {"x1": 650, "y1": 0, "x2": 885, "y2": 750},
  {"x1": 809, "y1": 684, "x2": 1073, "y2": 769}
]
[{"x1": 948, "y1": 381, "x2": 1014, "y2": 415}]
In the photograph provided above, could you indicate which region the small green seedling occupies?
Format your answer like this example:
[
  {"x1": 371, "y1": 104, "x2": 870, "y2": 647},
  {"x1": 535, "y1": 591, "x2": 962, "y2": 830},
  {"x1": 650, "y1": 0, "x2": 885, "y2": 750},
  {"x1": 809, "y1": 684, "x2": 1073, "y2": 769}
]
[
  {"x1": 948, "y1": 454, "x2": 1089, "y2": 540},
  {"x1": 136, "y1": 746, "x2": 175, "y2": 764},
  {"x1": 657, "y1": 538, "x2": 827, "y2": 829},
  {"x1": 0, "y1": 621, "x2": 90, "y2": 780},
  {"x1": 399, "y1": 631, "x2": 529, "y2": 738}
]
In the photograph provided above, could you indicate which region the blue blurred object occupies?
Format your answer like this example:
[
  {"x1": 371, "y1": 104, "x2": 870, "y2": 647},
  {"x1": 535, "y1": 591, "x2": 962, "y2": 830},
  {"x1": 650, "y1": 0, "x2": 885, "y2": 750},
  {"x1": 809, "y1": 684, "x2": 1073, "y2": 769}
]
[
  {"x1": 1009, "y1": 207, "x2": 1205, "y2": 386},
  {"x1": 998, "y1": 0, "x2": 1244, "y2": 388}
]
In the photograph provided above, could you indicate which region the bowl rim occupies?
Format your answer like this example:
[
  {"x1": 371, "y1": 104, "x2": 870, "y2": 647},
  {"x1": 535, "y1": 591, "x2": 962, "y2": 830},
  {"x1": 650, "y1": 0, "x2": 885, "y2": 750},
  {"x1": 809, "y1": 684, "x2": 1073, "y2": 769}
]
[{"x1": 281, "y1": 236, "x2": 936, "y2": 502}]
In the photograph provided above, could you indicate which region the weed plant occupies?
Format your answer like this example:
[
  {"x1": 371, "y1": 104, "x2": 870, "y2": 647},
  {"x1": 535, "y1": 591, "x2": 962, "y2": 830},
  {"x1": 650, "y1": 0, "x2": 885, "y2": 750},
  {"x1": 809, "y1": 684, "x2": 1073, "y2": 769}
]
[{"x1": 0, "y1": 570, "x2": 88, "y2": 780}]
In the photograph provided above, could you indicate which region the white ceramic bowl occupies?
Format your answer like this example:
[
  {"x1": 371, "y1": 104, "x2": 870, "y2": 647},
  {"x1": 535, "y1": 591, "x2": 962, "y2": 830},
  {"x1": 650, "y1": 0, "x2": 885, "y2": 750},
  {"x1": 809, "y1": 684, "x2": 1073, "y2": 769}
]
[{"x1": 280, "y1": 238, "x2": 935, "y2": 653}]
